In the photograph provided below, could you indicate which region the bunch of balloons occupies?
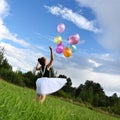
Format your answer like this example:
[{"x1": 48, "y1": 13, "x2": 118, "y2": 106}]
[{"x1": 54, "y1": 23, "x2": 80, "y2": 58}]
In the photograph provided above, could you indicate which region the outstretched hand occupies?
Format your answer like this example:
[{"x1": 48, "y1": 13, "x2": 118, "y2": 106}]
[{"x1": 49, "y1": 46, "x2": 52, "y2": 50}]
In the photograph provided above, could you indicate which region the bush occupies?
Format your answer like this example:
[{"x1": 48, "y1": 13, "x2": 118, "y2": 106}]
[
  {"x1": 52, "y1": 90, "x2": 71, "y2": 98},
  {"x1": 75, "y1": 97, "x2": 83, "y2": 103},
  {"x1": 0, "y1": 68, "x2": 25, "y2": 86}
]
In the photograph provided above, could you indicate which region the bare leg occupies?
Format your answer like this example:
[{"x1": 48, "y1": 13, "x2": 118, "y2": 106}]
[
  {"x1": 36, "y1": 94, "x2": 41, "y2": 101},
  {"x1": 41, "y1": 95, "x2": 46, "y2": 103},
  {"x1": 35, "y1": 94, "x2": 46, "y2": 103}
]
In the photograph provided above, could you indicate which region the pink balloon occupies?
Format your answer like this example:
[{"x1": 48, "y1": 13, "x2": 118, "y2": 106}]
[
  {"x1": 57, "y1": 23, "x2": 65, "y2": 33},
  {"x1": 56, "y1": 42, "x2": 64, "y2": 54},
  {"x1": 68, "y1": 34, "x2": 80, "y2": 45}
]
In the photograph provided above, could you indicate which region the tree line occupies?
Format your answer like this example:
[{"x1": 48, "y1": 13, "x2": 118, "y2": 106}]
[{"x1": 0, "y1": 46, "x2": 120, "y2": 116}]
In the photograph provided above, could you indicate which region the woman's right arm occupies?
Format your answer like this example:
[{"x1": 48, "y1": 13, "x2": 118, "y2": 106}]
[{"x1": 36, "y1": 62, "x2": 40, "y2": 70}]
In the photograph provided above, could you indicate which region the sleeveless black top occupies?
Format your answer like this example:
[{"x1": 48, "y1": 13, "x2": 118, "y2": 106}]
[
  {"x1": 40, "y1": 66, "x2": 50, "y2": 78},
  {"x1": 43, "y1": 68, "x2": 50, "y2": 77}
]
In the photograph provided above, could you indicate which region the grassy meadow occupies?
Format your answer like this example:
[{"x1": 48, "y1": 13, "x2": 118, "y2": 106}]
[{"x1": 0, "y1": 79, "x2": 120, "y2": 120}]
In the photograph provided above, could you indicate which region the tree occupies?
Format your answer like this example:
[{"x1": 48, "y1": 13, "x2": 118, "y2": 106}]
[
  {"x1": 62, "y1": 77, "x2": 72, "y2": 93},
  {"x1": 23, "y1": 71, "x2": 36, "y2": 88},
  {"x1": 1, "y1": 58, "x2": 12, "y2": 70},
  {"x1": 0, "y1": 46, "x2": 12, "y2": 70},
  {"x1": 0, "y1": 46, "x2": 4, "y2": 66},
  {"x1": 49, "y1": 67, "x2": 57, "y2": 77},
  {"x1": 75, "y1": 80, "x2": 106, "y2": 106},
  {"x1": 66, "y1": 77, "x2": 72, "y2": 87},
  {"x1": 75, "y1": 84, "x2": 85, "y2": 98},
  {"x1": 107, "y1": 93, "x2": 119, "y2": 107},
  {"x1": 58, "y1": 74, "x2": 67, "y2": 79}
]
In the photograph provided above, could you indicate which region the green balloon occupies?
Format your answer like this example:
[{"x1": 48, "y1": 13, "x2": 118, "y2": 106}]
[{"x1": 54, "y1": 36, "x2": 62, "y2": 44}]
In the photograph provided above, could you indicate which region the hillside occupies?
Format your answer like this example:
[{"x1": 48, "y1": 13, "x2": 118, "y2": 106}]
[{"x1": 0, "y1": 79, "x2": 120, "y2": 120}]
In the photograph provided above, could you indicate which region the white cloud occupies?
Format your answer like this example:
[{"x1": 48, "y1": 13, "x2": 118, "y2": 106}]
[
  {"x1": 88, "y1": 59, "x2": 101, "y2": 67},
  {"x1": 54, "y1": 55, "x2": 120, "y2": 96},
  {"x1": 0, "y1": 0, "x2": 30, "y2": 47},
  {"x1": 76, "y1": 0, "x2": 120, "y2": 50},
  {"x1": 0, "y1": 42, "x2": 44, "y2": 72},
  {"x1": 0, "y1": 0, "x2": 9, "y2": 18},
  {"x1": 0, "y1": 0, "x2": 33, "y2": 71},
  {"x1": 45, "y1": 5, "x2": 100, "y2": 33},
  {"x1": 88, "y1": 53, "x2": 120, "y2": 75}
]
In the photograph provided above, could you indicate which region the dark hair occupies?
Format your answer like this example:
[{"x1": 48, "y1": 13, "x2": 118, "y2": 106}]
[{"x1": 38, "y1": 57, "x2": 46, "y2": 66}]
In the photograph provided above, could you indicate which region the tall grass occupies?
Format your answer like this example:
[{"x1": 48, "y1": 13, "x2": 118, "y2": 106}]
[{"x1": 0, "y1": 79, "x2": 119, "y2": 120}]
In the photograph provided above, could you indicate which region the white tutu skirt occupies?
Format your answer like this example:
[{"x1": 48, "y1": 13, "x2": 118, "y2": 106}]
[{"x1": 36, "y1": 77, "x2": 67, "y2": 95}]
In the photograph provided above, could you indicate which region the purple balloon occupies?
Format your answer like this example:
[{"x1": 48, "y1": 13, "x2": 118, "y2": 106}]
[
  {"x1": 68, "y1": 34, "x2": 80, "y2": 45},
  {"x1": 56, "y1": 42, "x2": 64, "y2": 54}
]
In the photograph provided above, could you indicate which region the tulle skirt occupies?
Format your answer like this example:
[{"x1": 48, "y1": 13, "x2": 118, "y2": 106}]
[{"x1": 36, "y1": 77, "x2": 67, "y2": 95}]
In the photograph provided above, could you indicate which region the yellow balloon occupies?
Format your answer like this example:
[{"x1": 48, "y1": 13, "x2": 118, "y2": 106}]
[
  {"x1": 54, "y1": 36, "x2": 62, "y2": 44},
  {"x1": 63, "y1": 47, "x2": 72, "y2": 58}
]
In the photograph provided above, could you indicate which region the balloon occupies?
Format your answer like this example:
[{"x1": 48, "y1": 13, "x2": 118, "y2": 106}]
[
  {"x1": 69, "y1": 45, "x2": 76, "y2": 53},
  {"x1": 56, "y1": 43, "x2": 64, "y2": 54},
  {"x1": 68, "y1": 34, "x2": 80, "y2": 45},
  {"x1": 57, "y1": 23, "x2": 65, "y2": 33},
  {"x1": 63, "y1": 47, "x2": 72, "y2": 58},
  {"x1": 54, "y1": 36, "x2": 62, "y2": 44}
]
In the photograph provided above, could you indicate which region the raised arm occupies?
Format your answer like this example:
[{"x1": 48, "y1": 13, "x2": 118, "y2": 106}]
[{"x1": 47, "y1": 46, "x2": 54, "y2": 69}]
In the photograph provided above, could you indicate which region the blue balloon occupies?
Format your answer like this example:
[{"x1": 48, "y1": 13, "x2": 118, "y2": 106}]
[{"x1": 69, "y1": 45, "x2": 77, "y2": 53}]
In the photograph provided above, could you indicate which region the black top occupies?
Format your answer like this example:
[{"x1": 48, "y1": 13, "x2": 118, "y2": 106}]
[
  {"x1": 40, "y1": 66, "x2": 50, "y2": 78},
  {"x1": 43, "y1": 68, "x2": 50, "y2": 77}
]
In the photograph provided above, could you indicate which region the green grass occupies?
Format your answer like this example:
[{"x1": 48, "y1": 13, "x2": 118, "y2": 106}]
[{"x1": 0, "y1": 79, "x2": 120, "y2": 120}]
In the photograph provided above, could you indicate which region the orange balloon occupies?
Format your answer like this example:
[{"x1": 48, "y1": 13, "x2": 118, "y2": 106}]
[{"x1": 63, "y1": 47, "x2": 72, "y2": 57}]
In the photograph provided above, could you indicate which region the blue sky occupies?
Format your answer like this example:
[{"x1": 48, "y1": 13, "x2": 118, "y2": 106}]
[{"x1": 0, "y1": 0, "x2": 120, "y2": 96}]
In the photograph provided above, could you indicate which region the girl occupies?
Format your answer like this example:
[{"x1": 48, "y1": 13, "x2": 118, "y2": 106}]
[{"x1": 35, "y1": 46, "x2": 66, "y2": 103}]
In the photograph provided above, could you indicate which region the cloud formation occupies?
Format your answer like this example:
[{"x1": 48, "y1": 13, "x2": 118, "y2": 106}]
[
  {"x1": 0, "y1": 0, "x2": 53, "y2": 72},
  {"x1": 45, "y1": 5, "x2": 100, "y2": 33},
  {"x1": 76, "y1": 0, "x2": 120, "y2": 50},
  {"x1": 0, "y1": 0, "x2": 30, "y2": 47},
  {"x1": 0, "y1": 42, "x2": 44, "y2": 72},
  {"x1": 54, "y1": 54, "x2": 120, "y2": 96},
  {"x1": 0, "y1": 0, "x2": 9, "y2": 18},
  {"x1": 0, "y1": 0, "x2": 38, "y2": 71}
]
